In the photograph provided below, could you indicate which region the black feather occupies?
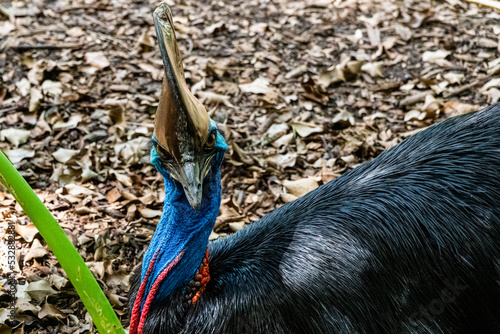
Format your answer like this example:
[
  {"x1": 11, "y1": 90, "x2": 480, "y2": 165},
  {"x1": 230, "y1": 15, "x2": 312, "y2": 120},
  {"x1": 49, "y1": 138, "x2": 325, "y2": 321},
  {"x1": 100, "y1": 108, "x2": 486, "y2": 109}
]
[{"x1": 130, "y1": 103, "x2": 500, "y2": 334}]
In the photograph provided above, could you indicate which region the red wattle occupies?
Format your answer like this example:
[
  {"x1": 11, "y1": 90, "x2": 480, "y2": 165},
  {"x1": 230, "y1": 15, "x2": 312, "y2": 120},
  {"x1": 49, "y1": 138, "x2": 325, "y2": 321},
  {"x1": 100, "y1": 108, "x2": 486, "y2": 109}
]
[
  {"x1": 130, "y1": 250, "x2": 160, "y2": 334},
  {"x1": 137, "y1": 251, "x2": 185, "y2": 334}
]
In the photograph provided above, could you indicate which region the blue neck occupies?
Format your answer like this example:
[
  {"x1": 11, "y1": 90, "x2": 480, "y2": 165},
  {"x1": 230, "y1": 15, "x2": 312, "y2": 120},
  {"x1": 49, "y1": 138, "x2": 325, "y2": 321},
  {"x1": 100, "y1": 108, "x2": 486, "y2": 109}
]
[{"x1": 140, "y1": 170, "x2": 221, "y2": 302}]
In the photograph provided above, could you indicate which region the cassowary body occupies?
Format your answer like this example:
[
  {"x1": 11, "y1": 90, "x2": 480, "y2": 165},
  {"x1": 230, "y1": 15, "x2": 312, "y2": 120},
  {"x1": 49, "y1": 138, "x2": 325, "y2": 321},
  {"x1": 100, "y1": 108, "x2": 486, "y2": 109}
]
[{"x1": 129, "y1": 4, "x2": 500, "y2": 334}]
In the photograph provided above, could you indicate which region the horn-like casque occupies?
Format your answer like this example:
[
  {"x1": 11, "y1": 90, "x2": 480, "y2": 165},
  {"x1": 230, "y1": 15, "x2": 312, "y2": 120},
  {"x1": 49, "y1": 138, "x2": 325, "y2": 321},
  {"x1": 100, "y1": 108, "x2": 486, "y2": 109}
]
[{"x1": 153, "y1": 3, "x2": 209, "y2": 162}]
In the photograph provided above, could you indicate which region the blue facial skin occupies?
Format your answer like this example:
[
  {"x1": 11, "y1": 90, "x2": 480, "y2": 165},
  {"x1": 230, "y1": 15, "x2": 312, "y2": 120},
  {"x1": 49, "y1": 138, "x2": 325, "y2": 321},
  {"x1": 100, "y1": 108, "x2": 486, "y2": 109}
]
[{"x1": 140, "y1": 119, "x2": 227, "y2": 307}]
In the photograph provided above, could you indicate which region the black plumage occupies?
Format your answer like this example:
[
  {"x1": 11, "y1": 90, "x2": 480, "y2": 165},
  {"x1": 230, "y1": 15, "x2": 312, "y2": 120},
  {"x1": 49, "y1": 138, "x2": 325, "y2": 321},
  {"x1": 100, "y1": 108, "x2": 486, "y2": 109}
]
[{"x1": 130, "y1": 103, "x2": 500, "y2": 333}]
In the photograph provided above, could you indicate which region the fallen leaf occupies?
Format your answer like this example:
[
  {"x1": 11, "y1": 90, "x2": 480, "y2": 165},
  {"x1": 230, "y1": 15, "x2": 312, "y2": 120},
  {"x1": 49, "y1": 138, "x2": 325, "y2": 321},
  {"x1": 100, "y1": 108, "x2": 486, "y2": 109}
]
[
  {"x1": 332, "y1": 110, "x2": 355, "y2": 127},
  {"x1": 52, "y1": 114, "x2": 81, "y2": 130},
  {"x1": 16, "y1": 297, "x2": 40, "y2": 315},
  {"x1": 78, "y1": 161, "x2": 99, "y2": 182},
  {"x1": 228, "y1": 222, "x2": 245, "y2": 232},
  {"x1": 249, "y1": 22, "x2": 267, "y2": 34},
  {"x1": 15, "y1": 223, "x2": 39, "y2": 243},
  {"x1": 318, "y1": 65, "x2": 346, "y2": 88},
  {"x1": 263, "y1": 123, "x2": 289, "y2": 144},
  {"x1": 85, "y1": 51, "x2": 110, "y2": 70},
  {"x1": 285, "y1": 65, "x2": 307, "y2": 79},
  {"x1": 114, "y1": 137, "x2": 150, "y2": 165},
  {"x1": 482, "y1": 78, "x2": 500, "y2": 92},
  {"x1": 361, "y1": 62, "x2": 384, "y2": 77},
  {"x1": 443, "y1": 72, "x2": 464, "y2": 84},
  {"x1": 483, "y1": 87, "x2": 500, "y2": 103},
  {"x1": 443, "y1": 101, "x2": 481, "y2": 117},
  {"x1": 0, "y1": 21, "x2": 14, "y2": 37},
  {"x1": 281, "y1": 193, "x2": 298, "y2": 203},
  {"x1": 267, "y1": 153, "x2": 297, "y2": 169},
  {"x1": 0, "y1": 128, "x2": 30, "y2": 146},
  {"x1": 4, "y1": 148, "x2": 35, "y2": 164},
  {"x1": 239, "y1": 77, "x2": 275, "y2": 94},
  {"x1": 41, "y1": 80, "x2": 63, "y2": 97},
  {"x1": 52, "y1": 148, "x2": 80, "y2": 163},
  {"x1": 106, "y1": 188, "x2": 122, "y2": 203},
  {"x1": 25, "y1": 280, "x2": 57, "y2": 302},
  {"x1": 283, "y1": 177, "x2": 319, "y2": 198},
  {"x1": 25, "y1": 239, "x2": 48, "y2": 262},
  {"x1": 404, "y1": 110, "x2": 427, "y2": 122},
  {"x1": 16, "y1": 78, "x2": 31, "y2": 97},
  {"x1": 49, "y1": 274, "x2": 68, "y2": 290},
  {"x1": 422, "y1": 50, "x2": 452, "y2": 66},
  {"x1": 139, "y1": 208, "x2": 162, "y2": 218},
  {"x1": 301, "y1": 78, "x2": 329, "y2": 105},
  {"x1": 197, "y1": 91, "x2": 235, "y2": 107},
  {"x1": 29, "y1": 87, "x2": 43, "y2": 113},
  {"x1": 293, "y1": 121, "x2": 323, "y2": 137},
  {"x1": 67, "y1": 26, "x2": 85, "y2": 37},
  {"x1": 38, "y1": 303, "x2": 66, "y2": 320},
  {"x1": 110, "y1": 170, "x2": 133, "y2": 187}
]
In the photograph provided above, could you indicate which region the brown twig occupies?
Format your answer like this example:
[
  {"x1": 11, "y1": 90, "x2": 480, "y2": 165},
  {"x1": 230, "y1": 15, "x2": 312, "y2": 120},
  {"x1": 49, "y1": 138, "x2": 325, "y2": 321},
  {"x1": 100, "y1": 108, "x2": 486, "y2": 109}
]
[
  {"x1": 13, "y1": 43, "x2": 83, "y2": 50},
  {"x1": 0, "y1": 106, "x2": 17, "y2": 115},
  {"x1": 444, "y1": 66, "x2": 500, "y2": 98},
  {"x1": 399, "y1": 90, "x2": 433, "y2": 107},
  {"x1": 443, "y1": 81, "x2": 482, "y2": 98}
]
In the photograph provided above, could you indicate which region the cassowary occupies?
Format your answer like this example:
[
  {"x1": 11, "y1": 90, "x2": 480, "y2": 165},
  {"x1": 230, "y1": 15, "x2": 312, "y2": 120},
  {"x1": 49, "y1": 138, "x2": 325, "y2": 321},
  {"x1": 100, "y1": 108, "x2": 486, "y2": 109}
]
[{"x1": 129, "y1": 3, "x2": 500, "y2": 334}]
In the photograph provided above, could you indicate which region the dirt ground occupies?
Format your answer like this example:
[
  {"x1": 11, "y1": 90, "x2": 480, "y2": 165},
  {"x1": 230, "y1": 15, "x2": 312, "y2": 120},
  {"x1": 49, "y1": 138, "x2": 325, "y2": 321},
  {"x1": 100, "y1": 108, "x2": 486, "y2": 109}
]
[{"x1": 0, "y1": 0, "x2": 499, "y2": 332}]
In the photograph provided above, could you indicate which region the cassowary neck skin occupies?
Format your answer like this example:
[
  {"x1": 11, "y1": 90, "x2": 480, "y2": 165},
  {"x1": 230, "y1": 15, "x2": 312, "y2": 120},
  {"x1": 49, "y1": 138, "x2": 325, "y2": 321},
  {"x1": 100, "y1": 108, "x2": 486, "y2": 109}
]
[{"x1": 142, "y1": 120, "x2": 227, "y2": 303}]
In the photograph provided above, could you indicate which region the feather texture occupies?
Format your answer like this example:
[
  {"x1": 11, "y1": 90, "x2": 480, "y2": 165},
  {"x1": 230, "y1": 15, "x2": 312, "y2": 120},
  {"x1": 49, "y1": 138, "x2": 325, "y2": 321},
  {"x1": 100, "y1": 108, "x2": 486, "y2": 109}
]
[{"x1": 130, "y1": 103, "x2": 500, "y2": 333}]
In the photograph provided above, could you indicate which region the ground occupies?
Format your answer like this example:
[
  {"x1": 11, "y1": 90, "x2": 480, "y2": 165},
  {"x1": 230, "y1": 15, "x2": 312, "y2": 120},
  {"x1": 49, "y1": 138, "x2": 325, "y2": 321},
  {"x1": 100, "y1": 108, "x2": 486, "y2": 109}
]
[{"x1": 0, "y1": 0, "x2": 499, "y2": 332}]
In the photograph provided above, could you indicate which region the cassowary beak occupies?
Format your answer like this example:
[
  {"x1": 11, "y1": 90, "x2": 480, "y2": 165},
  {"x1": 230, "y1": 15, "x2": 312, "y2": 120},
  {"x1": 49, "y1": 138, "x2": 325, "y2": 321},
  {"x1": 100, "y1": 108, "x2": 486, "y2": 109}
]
[
  {"x1": 181, "y1": 161, "x2": 202, "y2": 210},
  {"x1": 153, "y1": 3, "x2": 210, "y2": 210}
]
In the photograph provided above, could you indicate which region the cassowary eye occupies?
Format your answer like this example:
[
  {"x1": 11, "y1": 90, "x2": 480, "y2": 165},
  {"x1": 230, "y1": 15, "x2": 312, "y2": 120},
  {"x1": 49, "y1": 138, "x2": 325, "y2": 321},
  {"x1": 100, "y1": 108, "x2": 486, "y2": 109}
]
[
  {"x1": 156, "y1": 144, "x2": 171, "y2": 160},
  {"x1": 205, "y1": 132, "x2": 216, "y2": 149}
]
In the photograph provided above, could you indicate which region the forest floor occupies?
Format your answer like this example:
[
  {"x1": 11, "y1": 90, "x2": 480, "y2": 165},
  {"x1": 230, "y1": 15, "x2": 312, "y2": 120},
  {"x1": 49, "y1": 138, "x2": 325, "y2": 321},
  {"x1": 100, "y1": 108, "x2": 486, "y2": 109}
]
[{"x1": 0, "y1": 0, "x2": 499, "y2": 332}]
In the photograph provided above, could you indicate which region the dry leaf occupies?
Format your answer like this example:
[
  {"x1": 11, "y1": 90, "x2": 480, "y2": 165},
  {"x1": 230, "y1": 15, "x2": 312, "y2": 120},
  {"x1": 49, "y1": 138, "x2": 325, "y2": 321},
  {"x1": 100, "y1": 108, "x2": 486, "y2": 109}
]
[
  {"x1": 0, "y1": 129, "x2": 30, "y2": 146},
  {"x1": 293, "y1": 122, "x2": 323, "y2": 137},
  {"x1": 361, "y1": 62, "x2": 384, "y2": 78},
  {"x1": 443, "y1": 72, "x2": 464, "y2": 85},
  {"x1": 283, "y1": 177, "x2": 319, "y2": 198},
  {"x1": 332, "y1": 110, "x2": 355, "y2": 127},
  {"x1": 404, "y1": 110, "x2": 427, "y2": 122},
  {"x1": 52, "y1": 148, "x2": 80, "y2": 163},
  {"x1": 49, "y1": 275, "x2": 68, "y2": 290},
  {"x1": 38, "y1": 303, "x2": 66, "y2": 320},
  {"x1": 443, "y1": 101, "x2": 481, "y2": 117},
  {"x1": 318, "y1": 65, "x2": 346, "y2": 88},
  {"x1": 239, "y1": 77, "x2": 275, "y2": 94},
  {"x1": 29, "y1": 87, "x2": 43, "y2": 113},
  {"x1": 25, "y1": 280, "x2": 57, "y2": 302},
  {"x1": 4, "y1": 148, "x2": 35, "y2": 164},
  {"x1": 85, "y1": 51, "x2": 110, "y2": 70},
  {"x1": 16, "y1": 78, "x2": 31, "y2": 97},
  {"x1": 25, "y1": 239, "x2": 48, "y2": 262},
  {"x1": 197, "y1": 91, "x2": 235, "y2": 108},
  {"x1": 41, "y1": 80, "x2": 63, "y2": 97},
  {"x1": 110, "y1": 170, "x2": 133, "y2": 187},
  {"x1": 267, "y1": 152, "x2": 298, "y2": 169},
  {"x1": 139, "y1": 208, "x2": 162, "y2": 218},
  {"x1": 52, "y1": 114, "x2": 81, "y2": 130},
  {"x1": 422, "y1": 50, "x2": 452, "y2": 66},
  {"x1": 0, "y1": 21, "x2": 14, "y2": 37},
  {"x1": 228, "y1": 222, "x2": 245, "y2": 232},
  {"x1": 15, "y1": 223, "x2": 39, "y2": 243},
  {"x1": 106, "y1": 188, "x2": 122, "y2": 203}
]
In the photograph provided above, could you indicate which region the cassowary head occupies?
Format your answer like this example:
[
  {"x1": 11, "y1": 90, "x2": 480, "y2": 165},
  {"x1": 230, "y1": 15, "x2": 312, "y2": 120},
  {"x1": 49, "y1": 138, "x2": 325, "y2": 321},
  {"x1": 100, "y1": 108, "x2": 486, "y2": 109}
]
[{"x1": 151, "y1": 3, "x2": 227, "y2": 210}]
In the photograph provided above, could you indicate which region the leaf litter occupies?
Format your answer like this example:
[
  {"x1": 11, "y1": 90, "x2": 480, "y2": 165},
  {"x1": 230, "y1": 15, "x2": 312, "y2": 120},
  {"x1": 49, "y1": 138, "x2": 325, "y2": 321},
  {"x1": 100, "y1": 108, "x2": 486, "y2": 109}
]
[{"x1": 0, "y1": 0, "x2": 497, "y2": 331}]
